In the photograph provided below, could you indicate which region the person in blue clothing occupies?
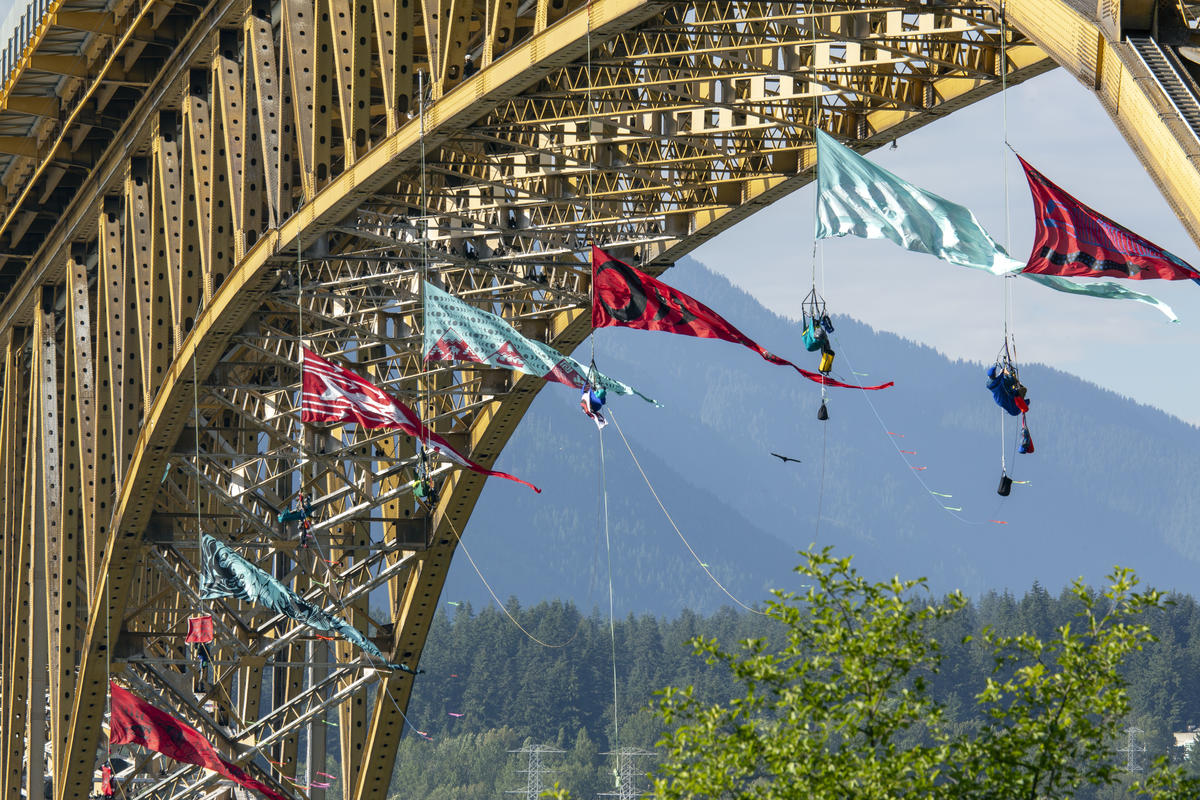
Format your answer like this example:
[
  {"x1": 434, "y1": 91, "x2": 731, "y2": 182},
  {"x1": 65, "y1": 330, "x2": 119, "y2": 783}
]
[{"x1": 986, "y1": 363, "x2": 1029, "y2": 417}]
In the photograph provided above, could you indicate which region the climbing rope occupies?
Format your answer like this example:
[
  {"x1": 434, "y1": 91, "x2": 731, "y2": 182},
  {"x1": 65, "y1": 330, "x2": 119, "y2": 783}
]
[
  {"x1": 814, "y1": 421, "x2": 828, "y2": 541},
  {"x1": 598, "y1": 421, "x2": 622, "y2": 774},
  {"x1": 444, "y1": 515, "x2": 582, "y2": 648},
  {"x1": 607, "y1": 407, "x2": 766, "y2": 615},
  {"x1": 838, "y1": 344, "x2": 1005, "y2": 526}
]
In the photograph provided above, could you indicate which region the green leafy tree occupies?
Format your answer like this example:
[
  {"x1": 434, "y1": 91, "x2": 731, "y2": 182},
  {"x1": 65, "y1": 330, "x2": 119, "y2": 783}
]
[{"x1": 652, "y1": 548, "x2": 1200, "y2": 800}]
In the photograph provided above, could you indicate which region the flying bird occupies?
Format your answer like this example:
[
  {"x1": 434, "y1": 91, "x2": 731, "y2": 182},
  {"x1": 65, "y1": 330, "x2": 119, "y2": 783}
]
[{"x1": 771, "y1": 452, "x2": 802, "y2": 464}]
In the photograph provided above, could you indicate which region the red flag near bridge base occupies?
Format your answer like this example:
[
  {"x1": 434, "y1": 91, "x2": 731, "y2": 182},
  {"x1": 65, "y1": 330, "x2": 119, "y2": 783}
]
[
  {"x1": 1018, "y1": 156, "x2": 1200, "y2": 283},
  {"x1": 590, "y1": 246, "x2": 893, "y2": 390},
  {"x1": 108, "y1": 681, "x2": 288, "y2": 800}
]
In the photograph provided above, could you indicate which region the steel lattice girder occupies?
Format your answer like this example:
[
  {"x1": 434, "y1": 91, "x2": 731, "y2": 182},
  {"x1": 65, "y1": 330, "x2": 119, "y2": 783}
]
[{"x1": 0, "y1": 0, "x2": 1196, "y2": 799}]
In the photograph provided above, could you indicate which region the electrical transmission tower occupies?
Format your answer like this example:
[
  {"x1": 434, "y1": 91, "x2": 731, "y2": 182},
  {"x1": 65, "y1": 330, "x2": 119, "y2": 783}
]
[
  {"x1": 1118, "y1": 726, "x2": 1147, "y2": 772},
  {"x1": 599, "y1": 748, "x2": 658, "y2": 800},
  {"x1": 507, "y1": 744, "x2": 565, "y2": 800}
]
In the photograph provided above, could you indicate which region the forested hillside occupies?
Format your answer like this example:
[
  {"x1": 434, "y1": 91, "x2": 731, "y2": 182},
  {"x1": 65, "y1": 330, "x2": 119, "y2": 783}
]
[
  {"x1": 382, "y1": 584, "x2": 1200, "y2": 799},
  {"x1": 444, "y1": 258, "x2": 1200, "y2": 616}
]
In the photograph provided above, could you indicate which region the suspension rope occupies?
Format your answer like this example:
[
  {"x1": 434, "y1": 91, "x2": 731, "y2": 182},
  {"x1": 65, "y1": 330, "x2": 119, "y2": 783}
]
[
  {"x1": 814, "y1": 421, "x2": 828, "y2": 540},
  {"x1": 194, "y1": 353, "x2": 204, "y2": 611},
  {"x1": 999, "y1": 0, "x2": 1014, "y2": 475},
  {"x1": 607, "y1": 408, "x2": 766, "y2": 615},
  {"x1": 586, "y1": 0, "x2": 596, "y2": 364},
  {"x1": 838, "y1": 345, "x2": 1003, "y2": 526},
  {"x1": 444, "y1": 515, "x2": 581, "y2": 648},
  {"x1": 419, "y1": 68, "x2": 429, "y2": 434},
  {"x1": 599, "y1": 423, "x2": 622, "y2": 783}
]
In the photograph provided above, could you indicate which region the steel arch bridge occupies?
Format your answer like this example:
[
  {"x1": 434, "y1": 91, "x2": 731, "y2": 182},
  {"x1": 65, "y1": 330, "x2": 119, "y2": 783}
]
[{"x1": 1, "y1": 0, "x2": 1199, "y2": 798}]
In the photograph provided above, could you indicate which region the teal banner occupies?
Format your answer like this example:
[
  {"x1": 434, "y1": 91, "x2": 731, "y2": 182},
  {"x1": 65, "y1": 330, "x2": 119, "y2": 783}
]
[{"x1": 423, "y1": 281, "x2": 656, "y2": 402}]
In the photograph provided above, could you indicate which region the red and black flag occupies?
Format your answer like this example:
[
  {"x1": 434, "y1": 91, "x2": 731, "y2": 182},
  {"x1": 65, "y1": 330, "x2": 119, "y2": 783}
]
[
  {"x1": 1018, "y1": 156, "x2": 1200, "y2": 283},
  {"x1": 591, "y1": 246, "x2": 892, "y2": 390},
  {"x1": 109, "y1": 681, "x2": 289, "y2": 800}
]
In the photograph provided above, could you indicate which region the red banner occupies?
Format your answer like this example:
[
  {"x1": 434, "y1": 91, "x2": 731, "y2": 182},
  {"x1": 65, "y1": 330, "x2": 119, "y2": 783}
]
[
  {"x1": 591, "y1": 246, "x2": 893, "y2": 390},
  {"x1": 109, "y1": 681, "x2": 289, "y2": 800},
  {"x1": 1018, "y1": 156, "x2": 1200, "y2": 282},
  {"x1": 186, "y1": 615, "x2": 213, "y2": 644}
]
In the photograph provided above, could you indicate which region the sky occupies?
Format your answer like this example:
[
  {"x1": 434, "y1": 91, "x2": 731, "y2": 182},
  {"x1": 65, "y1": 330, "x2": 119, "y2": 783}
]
[{"x1": 694, "y1": 67, "x2": 1200, "y2": 426}]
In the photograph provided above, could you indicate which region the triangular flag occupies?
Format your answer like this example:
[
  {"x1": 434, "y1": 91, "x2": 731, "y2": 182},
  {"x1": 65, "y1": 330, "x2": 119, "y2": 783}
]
[
  {"x1": 200, "y1": 533, "x2": 421, "y2": 673},
  {"x1": 815, "y1": 129, "x2": 1022, "y2": 274},
  {"x1": 591, "y1": 246, "x2": 893, "y2": 390},
  {"x1": 301, "y1": 348, "x2": 539, "y2": 492},
  {"x1": 109, "y1": 681, "x2": 288, "y2": 800},
  {"x1": 1018, "y1": 155, "x2": 1200, "y2": 282}
]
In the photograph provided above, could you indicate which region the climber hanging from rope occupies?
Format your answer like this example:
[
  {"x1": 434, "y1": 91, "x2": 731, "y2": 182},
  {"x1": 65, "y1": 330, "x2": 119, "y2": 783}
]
[
  {"x1": 580, "y1": 362, "x2": 609, "y2": 429},
  {"x1": 801, "y1": 287, "x2": 836, "y2": 374},
  {"x1": 989, "y1": 339, "x2": 1033, "y2": 496},
  {"x1": 278, "y1": 491, "x2": 315, "y2": 529},
  {"x1": 801, "y1": 287, "x2": 838, "y2": 419},
  {"x1": 410, "y1": 446, "x2": 440, "y2": 506}
]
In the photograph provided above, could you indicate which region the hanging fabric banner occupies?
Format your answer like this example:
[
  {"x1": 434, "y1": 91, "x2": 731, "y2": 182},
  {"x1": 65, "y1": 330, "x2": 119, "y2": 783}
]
[
  {"x1": 422, "y1": 281, "x2": 655, "y2": 403},
  {"x1": 199, "y1": 533, "x2": 421, "y2": 673},
  {"x1": 108, "y1": 681, "x2": 289, "y2": 800},
  {"x1": 1018, "y1": 155, "x2": 1200, "y2": 282},
  {"x1": 815, "y1": 129, "x2": 1023, "y2": 274},
  {"x1": 186, "y1": 615, "x2": 213, "y2": 644},
  {"x1": 301, "y1": 347, "x2": 539, "y2": 492},
  {"x1": 591, "y1": 246, "x2": 893, "y2": 390},
  {"x1": 814, "y1": 129, "x2": 1178, "y2": 320}
]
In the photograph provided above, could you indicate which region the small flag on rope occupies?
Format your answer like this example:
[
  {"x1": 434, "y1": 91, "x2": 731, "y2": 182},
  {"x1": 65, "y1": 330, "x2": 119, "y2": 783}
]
[
  {"x1": 912, "y1": 466, "x2": 927, "y2": 471},
  {"x1": 301, "y1": 348, "x2": 540, "y2": 492},
  {"x1": 449, "y1": 712, "x2": 464, "y2": 717},
  {"x1": 929, "y1": 491, "x2": 953, "y2": 498},
  {"x1": 318, "y1": 772, "x2": 336, "y2": 780},
  {"x1": 887, "y1": 432, "x2": 904, "y2": 437},
  {"x1": 899, "y1": 450, "x2": 916, "y2": 455},
  {"x1": 943, "y1": 506, "x2": 963, "y2": 512},
  {"x1": 186, "y1": 615, "x2": 214, "y2": 644},
  {"x1": 991, "y1": 520, "x2": 1009, "y2": 524}
]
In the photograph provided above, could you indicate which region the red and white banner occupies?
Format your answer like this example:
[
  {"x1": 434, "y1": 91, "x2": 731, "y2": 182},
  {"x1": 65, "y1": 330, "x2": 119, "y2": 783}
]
[{"x1": 301, "y1": 348, "x2": 540, "y2": 492}]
